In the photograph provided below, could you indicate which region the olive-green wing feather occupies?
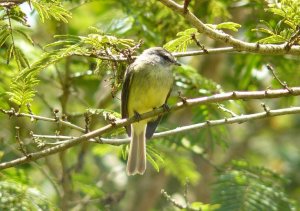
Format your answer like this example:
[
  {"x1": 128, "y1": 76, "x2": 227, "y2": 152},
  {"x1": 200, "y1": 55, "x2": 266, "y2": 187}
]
[{"x1": 121, "y1": 66, "x2": 134, "y2": 136}]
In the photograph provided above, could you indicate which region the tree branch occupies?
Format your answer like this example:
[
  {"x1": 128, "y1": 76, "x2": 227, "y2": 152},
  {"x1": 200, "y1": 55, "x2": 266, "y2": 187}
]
[
  {"x1": 0, "y1": 108, "x2": 85, "y2": 132},
  {"x1": 158, "y1": 0, "x2": 300, "y2": 55},
  {"x1": 0, "y1": 0, "x2": 26, "y2": 7},
  {"x1": 1, "y1": 87, "x2": 300, "y2": 170},
  {"x1": 33, "y1": 106, "x2": 300, "y2": 145},
  {"x1": 76, "y1": 47, "x2": 236, "y2": 61}
]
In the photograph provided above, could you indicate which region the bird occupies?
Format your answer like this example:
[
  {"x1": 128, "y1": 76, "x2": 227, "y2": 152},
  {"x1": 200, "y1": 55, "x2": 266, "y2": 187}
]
[{"x1": 121, "y1": 47, "x2": 180, "y2": 175}]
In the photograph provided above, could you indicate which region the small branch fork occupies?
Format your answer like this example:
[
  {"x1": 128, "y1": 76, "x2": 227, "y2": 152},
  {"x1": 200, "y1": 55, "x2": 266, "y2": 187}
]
[{"x1": 1, "y1": 87, "x2": 300, "y2": 169}]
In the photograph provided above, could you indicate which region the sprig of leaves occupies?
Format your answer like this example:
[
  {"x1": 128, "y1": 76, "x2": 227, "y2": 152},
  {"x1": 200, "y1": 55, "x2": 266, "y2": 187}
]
[
  {"x1": 7, "y1": 31, "x2": 136, "y2": 107},
  {"x1": 164, "y1": 23, "x2": 240, "y2": 52},
  {"x1": 207, "y1": 22, "x2": 241, "y2": 32},
  {"x1": 253, "y1": 0, "x2": 300, "y2": 44},
  {"x1": 212, "y1": 160, "x2": 297, "y2": 211},
  {"x1": 0, "y1": 7, "x2": 31, "y2": 68},
  {"x1": 164, "y1": 28, "x2": 199, "y2": 52},
  {"x1": 0, "y1": 180, "x2": 53, "y2": 210},
  {"x1": 31, "y1": 0, "x2": 72, "y2": 23},
  {"x1": 7, "y1": 72, "x2": 39, "y2": 107}
]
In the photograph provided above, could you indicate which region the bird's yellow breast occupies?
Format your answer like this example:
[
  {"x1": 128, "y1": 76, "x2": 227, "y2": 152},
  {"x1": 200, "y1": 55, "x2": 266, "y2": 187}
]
[{"x1": 127, "y1": 64, "x2": 173, "y2": 118}]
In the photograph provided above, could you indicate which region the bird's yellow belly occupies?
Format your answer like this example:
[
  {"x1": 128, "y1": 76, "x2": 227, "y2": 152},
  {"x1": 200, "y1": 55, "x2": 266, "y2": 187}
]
[
  {"x1": 132, "y1": 88, "x2": 167, "y2": 113},
  {"x1": 128, "y1": 78, "x2": 172, "y2": 117}
]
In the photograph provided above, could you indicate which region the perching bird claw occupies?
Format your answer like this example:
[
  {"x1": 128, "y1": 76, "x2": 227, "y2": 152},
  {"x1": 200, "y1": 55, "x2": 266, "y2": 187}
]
[
  {"x1": 134, "y1": 111, "x2": 142, "y2": 121},
  {"x1": 162, "y1": 103, "x2": 170, "y2": 112}
]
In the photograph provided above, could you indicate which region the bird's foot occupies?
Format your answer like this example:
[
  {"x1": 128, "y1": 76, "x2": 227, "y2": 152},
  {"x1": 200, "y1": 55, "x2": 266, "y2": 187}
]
[
  {"x1": 178, "y1": 91, "x2": 187, "y2": 104},
  {"x1": 162, "y1": 103, "x2": 170, "y2": 112},
  {"x1": 134, "y1": 111, "x2": 142, "y2": 121}
]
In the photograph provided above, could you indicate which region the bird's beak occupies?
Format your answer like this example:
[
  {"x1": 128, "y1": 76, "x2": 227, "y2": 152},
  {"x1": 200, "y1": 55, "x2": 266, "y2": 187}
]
[{"x1": 174, "y1": 60, "x2": 181, "y2": 66}]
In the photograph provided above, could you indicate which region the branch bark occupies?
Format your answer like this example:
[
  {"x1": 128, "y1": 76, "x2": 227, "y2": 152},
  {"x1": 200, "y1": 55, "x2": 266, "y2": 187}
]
[
  {"x1": 1, "y1": 87, "x2": 300, "y2": 169},
  {"x1": 0, "y1": 0, "x2": 26, "y2": 7},
  {"x1": 158, "y1": 0, "x2": 300, "y2": 55}
]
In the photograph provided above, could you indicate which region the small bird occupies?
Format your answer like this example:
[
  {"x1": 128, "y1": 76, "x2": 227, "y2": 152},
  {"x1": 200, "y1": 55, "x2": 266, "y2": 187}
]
[{"x1": 121, "y1": 47, "x2": 180, "y2": 175}]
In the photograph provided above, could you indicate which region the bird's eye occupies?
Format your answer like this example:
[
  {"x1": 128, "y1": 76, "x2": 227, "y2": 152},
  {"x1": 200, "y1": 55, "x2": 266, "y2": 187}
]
[{"x1": 160, "y1": 54, "x2": 172, "y2": 62}]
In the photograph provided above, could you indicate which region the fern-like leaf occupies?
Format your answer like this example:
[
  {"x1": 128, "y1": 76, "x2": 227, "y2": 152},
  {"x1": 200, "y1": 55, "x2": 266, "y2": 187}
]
[
  {"x1": 31, "y1": 0, "x2": 72, "y2": 23},
  {"x1": 8, "y1": 30, "x2": 136, "y2": 107},
  {"x1": 7, "y1": 72, "x2": 39, "y2": 106},
  {"x1": 164, "y1": 28, "x2": 199, "y2": 52},
  {"x1": 0, "y1": 180, "x2": 52, "y2": 210},
  {"x1": 212, "y1": 160, "x2": 296, "y2": 211},
  {"x1": 146, "y1": 143, "x2": 164, "y2": 172}
]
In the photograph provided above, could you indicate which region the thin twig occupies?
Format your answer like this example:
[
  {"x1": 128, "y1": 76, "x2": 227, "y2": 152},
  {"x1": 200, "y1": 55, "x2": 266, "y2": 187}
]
[
  {"x1": 266, "y1": 64, "x2": 293, "y2": 93},
  {"x1": 161, "y1": 189, "x2": 200, "y2": 211},
  {"x1": 217, "y1": 104, "x2": 237, "y2": 117},
  {"x1": 0, "y1": 108, "x2": 85, "y2": 132},
  {"x1": 184, "y1": 179, "x2": 190, "y2": 208},
  {"x1": 15, "y1": 126, "x2": 29, "y2": 157}
]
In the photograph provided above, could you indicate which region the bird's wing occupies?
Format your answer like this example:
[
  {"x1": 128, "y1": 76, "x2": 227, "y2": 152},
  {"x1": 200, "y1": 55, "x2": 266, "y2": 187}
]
[
  {"x1": 146, "y1": 86, "x2": 172, "y2": 139},
  {"x1": 121, "y1": 65, "x2": 134, "y2": 136},
  {"x1": 146, "y1": 117, "x2": 162, "y2": 139}
]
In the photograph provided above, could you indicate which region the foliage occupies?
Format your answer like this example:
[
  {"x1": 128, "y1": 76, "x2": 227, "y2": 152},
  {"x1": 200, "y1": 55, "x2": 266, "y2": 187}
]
[
  {"x1": 212, "y1": 161, "x2": 296, "y2": 211},
  {"x1": 7, "y1": 30, "x2": 136, "y2": 107},
  {"x1": 0, "y1": 180, "x2": 53, "y2": 210},
  {"x1": 207, "y1": 22, "x2": 241, "y2": 32},
  {"x1": 164, "y1": 28, "x2": 199, "y2": 52},
  {"x1": 164, "y1": 22, "x2": 240, "y2": 52},
  {"x1": 31, "y1": 0, "x2": 72, "y2": 23},
  {"x1": 253, "y1": 0, "x2": 300, "y2": 44}
]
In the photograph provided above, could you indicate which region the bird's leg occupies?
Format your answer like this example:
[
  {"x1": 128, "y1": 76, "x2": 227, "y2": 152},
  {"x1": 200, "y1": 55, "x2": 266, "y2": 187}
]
[
  {"x1": 178, "y1": 91, "x2": 187, "y2": 104},
  {"x1": 162, "y1": 103, "x2": 170, "y2": 112}
]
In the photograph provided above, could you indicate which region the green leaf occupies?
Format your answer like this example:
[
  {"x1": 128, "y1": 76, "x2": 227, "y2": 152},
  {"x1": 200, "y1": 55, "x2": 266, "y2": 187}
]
[
  {"x1": 190, "y1": 202, "x2": 220, "y2": 211},
  {"x1": 267, "y1": 7, "x2": 286, "y2": 18},
  {"x1": 14, "y1": 29, "x2": 34, "y2": 45},
  {"x1": 257, "y1": 34, "x2": 286, "y2": 44},
  {"x1": 252, "y1": 27, "x2": 276, "y2": 35},
  {"x1": 7, "y1": 43, "x2": 14, "y2": 64},
  {"x1": 8, "y1": 72, "x2": 39, "y2": 106},
  {"x1": 164, "y1": 28, "x2": 198, "y2": 52},
  {"x1": 32, "y1": 0, "x2": 72, "y2": 23},
  {"x1": 216, "y1": 22, "x2": 241, "y2": 32},
  {"x1": 146, "y1": 144, "x2": 164, "y2": 172},
  {"x1": 146, "y1": 153, "x2": 160, "y2": 172},
  {"x1": 14, "y1": 47, "x2": 30, "y2": 68},
  {"x1": 0, "y1": 27, "x2": 10, "y2": 47}
]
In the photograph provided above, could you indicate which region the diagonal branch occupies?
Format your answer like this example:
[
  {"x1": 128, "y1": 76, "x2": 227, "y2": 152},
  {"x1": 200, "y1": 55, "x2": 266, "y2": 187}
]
[
  {"x1": 0, "y1": 108, "x2": 85, "y2": 132},
  {"x1": 1, "y1": 87, "x2": 300, "y2": 170},
  {"x1": 158, "y1": 0, "x2": 300, "y2": 55}
]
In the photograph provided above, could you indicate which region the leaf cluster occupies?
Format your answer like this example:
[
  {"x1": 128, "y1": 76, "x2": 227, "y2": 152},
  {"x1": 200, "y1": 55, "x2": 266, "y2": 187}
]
[
  {"x1": 212, "y1": 160, "x2": 297, "y2": 211},
  {"x1": 164, "y1": 24, "x2": 240, "y2": 52},
  {"x1": 253, "y1": 0, "x2": 300, "y2": 44},
  {"x1": 7, "y1": 30, "x2": 137, "y2": 107},
  {"x1": 0, "y1": 180, "x2": 53, "y2": 210}
]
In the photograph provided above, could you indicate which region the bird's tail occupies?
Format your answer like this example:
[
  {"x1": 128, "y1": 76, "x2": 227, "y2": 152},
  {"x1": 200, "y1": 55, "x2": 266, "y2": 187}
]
[{"x1": 126, "y1": 123, "x2": 146, "y2": 175}]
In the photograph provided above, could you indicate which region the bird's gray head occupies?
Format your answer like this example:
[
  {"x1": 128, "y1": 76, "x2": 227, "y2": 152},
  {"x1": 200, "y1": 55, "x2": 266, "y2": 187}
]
[{"x1": 141, "y1": 47, "x2": 181, "y2": 66}]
